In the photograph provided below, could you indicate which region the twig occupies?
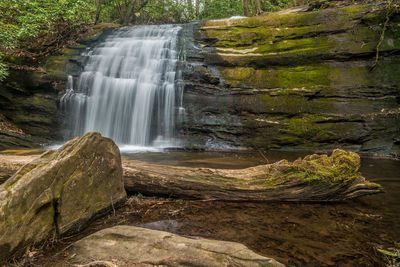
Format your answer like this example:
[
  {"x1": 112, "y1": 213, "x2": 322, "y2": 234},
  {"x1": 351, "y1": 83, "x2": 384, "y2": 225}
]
[
  {"x1": 257, "y1": 148, "x2": 269, "y2": 164},
  {"x1": 110, "y1": 196, "x2": 116, "y2": 217},
  {"x1": 371, "y1": 0, "x2": 394, "y2": 70}
]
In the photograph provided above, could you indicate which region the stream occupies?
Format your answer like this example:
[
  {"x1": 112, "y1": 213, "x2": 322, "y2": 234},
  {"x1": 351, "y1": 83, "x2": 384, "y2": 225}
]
[
  {"x1": 122, "y1": 151, "x2": 400, "y2": 266},
  {"x1": 1, "y1": 149, "x2": 398, "y2": 266}
]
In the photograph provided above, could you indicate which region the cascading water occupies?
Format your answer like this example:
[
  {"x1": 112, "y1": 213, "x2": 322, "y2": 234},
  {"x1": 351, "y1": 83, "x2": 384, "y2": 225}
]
[{"x1": 61, "y1": 25, "x2": 185, "y2": 152}]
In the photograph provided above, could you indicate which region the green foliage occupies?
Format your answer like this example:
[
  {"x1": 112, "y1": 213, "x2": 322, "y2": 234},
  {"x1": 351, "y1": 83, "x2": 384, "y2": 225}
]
[
  {"x1": 261, "y1": 0, "x2": 292, "y2": 12},
  {"x1": 0, "y1": 0, "x2": 293, "y2": 81},
  {"x1": 0, "y1": 0, "x2": 97, "y2": 81},
  {"x1": 143, "y1": 0, "x2": 188, "y2": 24},
  {"x1": 200, "y1": 0, "x2": 244, "y2": 20}
]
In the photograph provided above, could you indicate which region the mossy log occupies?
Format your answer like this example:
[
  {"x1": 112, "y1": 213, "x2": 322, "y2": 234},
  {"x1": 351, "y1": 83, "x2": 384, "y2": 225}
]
[{"x1": 123, "y1": 149, "x2": 383, "y2": 202}]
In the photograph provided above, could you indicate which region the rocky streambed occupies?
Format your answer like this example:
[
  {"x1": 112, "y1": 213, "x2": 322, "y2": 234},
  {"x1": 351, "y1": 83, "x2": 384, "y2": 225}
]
[{"x1": 0, "y1": 133, "x2": 399, "y2": 266}]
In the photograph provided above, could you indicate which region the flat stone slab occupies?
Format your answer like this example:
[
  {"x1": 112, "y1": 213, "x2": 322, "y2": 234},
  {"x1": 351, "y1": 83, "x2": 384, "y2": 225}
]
[{"x1": 67, "y1": 225, "x2": 284, "y2": 267}]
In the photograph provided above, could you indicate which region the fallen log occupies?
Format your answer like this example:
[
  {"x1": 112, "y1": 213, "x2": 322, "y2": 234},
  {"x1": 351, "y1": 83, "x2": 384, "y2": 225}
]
[{"x1": 123, "y1": 149, "x2": 383, "y2": 202}]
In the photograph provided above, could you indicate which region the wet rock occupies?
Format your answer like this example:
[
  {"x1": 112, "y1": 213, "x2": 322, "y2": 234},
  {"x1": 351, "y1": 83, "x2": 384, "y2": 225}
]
[
  {"x1": 123, "y1": 149, "x2": 383, "y2": 201},
  {"x1": 0, "y1": 132, "x2": 126, "y2": 261},
  {"x1": 67, "y1": 225, "x2": 284, "y2": 267},
  {"x1": 0, "y1": 25, "x2": 120, "y2": 150},
  {"x1": 182, "y1": 3, "x2": 400, "y2": 153}
]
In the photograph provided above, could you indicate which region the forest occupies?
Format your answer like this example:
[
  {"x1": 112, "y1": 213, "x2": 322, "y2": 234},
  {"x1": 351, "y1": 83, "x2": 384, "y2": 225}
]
[{"x1": 0, "y1": 0, "x2": 293, "y2": 81}]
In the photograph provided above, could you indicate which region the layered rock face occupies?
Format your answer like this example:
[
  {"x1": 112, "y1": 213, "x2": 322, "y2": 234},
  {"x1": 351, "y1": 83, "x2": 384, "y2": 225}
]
[
  {"x1": 182, "y1": 2, "x2": 400, "y2": 153},
  {"x1": 0, "y1": 132, "x2": 126, "y2": 261},
  {"x1": 67, "y1": 225, "x2": 284, "y2": 267},
  {"x1": 0, "y1": 55, "x2": 76, "y2": 149},
  {"x1": 0, "y1": 26, "x2": 117, "y2": 149}
]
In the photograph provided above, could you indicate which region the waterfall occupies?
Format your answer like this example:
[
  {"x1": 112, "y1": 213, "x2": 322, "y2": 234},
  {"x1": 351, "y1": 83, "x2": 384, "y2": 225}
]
[{"x1": 61, "y1": 25, "x2": 183, "y2": 152}]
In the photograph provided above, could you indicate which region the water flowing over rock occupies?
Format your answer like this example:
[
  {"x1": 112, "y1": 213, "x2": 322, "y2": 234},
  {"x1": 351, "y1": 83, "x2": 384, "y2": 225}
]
[
  {"x1": 61, "y1": 25, "x2": 184, "y2": 151},
  {"x1": 0, "y1": 132, "x2": 126, "y2": 261},
  {"x1": 67, "y1": 225, "x2": 284, "y2": 267},
  {"x1": 123, "y1": 149, "x2": 383, "y2": 201}
]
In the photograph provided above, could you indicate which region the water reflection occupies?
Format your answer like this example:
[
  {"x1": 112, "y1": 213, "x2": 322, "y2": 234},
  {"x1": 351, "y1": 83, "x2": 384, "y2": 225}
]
[{"x1": 125, "y1": 151, "x2": 399, "y2": 266}]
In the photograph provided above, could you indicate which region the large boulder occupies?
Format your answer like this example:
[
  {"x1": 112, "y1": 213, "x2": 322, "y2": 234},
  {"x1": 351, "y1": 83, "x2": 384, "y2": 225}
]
[
  {"x1": 0, "y1": 132, "x2": 126, "y2": 261},
  {"x1": 123, "y1": 149, "x2": 383, "y2": 201},
  {"x1": 67, "y1": 225, "x2": 284, "y2": 267}
]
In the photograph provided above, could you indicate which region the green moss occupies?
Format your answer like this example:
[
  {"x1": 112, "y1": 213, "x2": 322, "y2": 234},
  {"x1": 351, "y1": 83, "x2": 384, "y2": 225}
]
[
  {"x1": 201, "y1": 3, "x2": 391, "y2": 69},
  {"x1": 13, "y1": 113, "x2": 53, "y2": 125},
  {"x1": 263, "y1": 149, "x2": 376, "y2": 187},
  {"x1": 361, "y1": 12, "x2": 385, "y2": 25},
  {"x1": 15, "y1": 94, "x2": 57, "y2": 114},
  {"x1": 219, "y1": 64, "x2": 331, "y2": 89},
  {"x1": 204, "y1": 4, "x2": 366, "y2": 29},
  {"x1": 279, "y1": 114, "x2": 357, "y2": 141},
  {"x1": 40, "y1": 55, "x2": 68, "y2": 69}
]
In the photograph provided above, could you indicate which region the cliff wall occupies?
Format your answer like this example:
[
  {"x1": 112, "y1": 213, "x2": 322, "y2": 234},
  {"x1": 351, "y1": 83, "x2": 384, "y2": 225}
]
[{"x1": 182, "y1": 2, "x2": 400, "y2": 153}]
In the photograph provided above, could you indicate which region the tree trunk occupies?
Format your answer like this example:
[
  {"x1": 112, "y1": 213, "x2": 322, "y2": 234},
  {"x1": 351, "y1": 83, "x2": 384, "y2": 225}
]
[
  {"x1": 243, "y1": 0, "x2": 250, "y2": 17},
  {"x1": 250, "y1": 0, "x2": 255, "y2": 15},
  {"x1": 123, "y1": 150, "x2": 383, "y2": 202},
  {"x1": 195, "y1": 0, "x2": 200, "y2": 19},
  {"x1": 254, "y1": 0, "x2": 262, "y2": 15},
  {"x1": 94, "y1": 0, "x2": 102, "y2": 24}
]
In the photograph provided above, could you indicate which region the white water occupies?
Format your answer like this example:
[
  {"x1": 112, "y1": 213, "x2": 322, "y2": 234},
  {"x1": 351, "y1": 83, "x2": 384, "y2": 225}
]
[{"x1": 61, "y1": 25, "x2": 183, "y2": 152}]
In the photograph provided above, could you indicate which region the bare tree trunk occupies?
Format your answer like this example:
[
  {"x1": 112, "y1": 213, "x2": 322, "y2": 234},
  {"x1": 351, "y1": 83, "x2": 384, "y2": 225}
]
[
  {"x1": 292, "y1": 0, "x2": 297, "y2": 6},
  {"x1": 94, "y1": 0, "x2": 102, "y2": 24},
  {"x1": 243, "y1": 0, "x2": 250, "y2": 16},
  {"x1": 195, "y1": 0, "x2": 200, "y2": 19},
  {"x1": 250, "y1": 0, "x2": 255, "y2": 15},
  {"x1": 254, "y1": 0, "x2": 262, "y2": 15}
]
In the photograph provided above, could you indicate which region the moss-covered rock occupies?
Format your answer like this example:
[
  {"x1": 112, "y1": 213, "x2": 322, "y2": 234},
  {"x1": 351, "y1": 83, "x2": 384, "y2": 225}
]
[
  {"x1": 198, "y1": 4, "x2": 400, "y2": 67},
  {"x1": 183, "y1": 2, "x2": 400, "y2": 153},
  {"x1": 0, "y1": 132, "x2": 126, "y2": 262},
  {"x1": 0, "y1": 23, "x2": 121, "y2": 150}
]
